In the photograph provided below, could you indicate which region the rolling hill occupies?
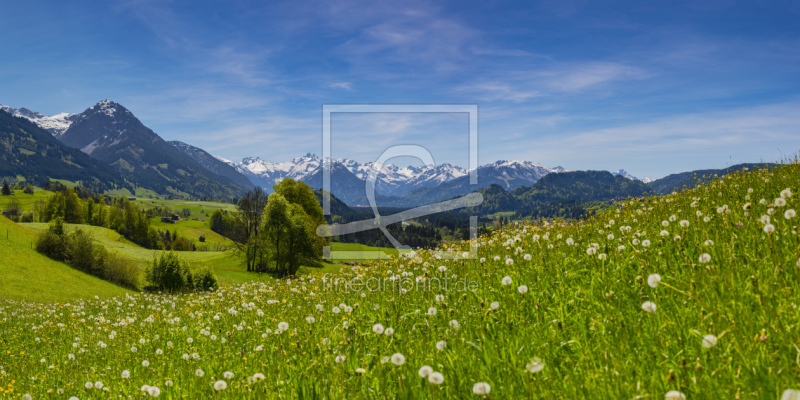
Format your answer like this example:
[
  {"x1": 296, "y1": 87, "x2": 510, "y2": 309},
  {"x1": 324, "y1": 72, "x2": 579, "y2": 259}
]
[{"x1": 0, "y1": 216, "x2": 130, "y2": 302}]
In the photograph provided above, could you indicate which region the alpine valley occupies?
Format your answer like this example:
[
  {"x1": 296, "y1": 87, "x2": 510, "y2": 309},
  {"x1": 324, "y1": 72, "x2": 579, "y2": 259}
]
[{"x1": 1, "y1": 100, "x2": 758, "y2": 211}]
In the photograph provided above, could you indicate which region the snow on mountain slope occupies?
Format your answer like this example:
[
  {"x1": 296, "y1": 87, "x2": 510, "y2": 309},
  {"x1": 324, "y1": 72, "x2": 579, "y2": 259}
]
[
  {"x1": 0, "y1": 104, "x2": 82, "y2": 137},
  {"x1": 223, "y1": 153, "x2": 571, "y2": 198},
  {"x1": 611, "y1": 169, "x2": 641, "y2": 181}
]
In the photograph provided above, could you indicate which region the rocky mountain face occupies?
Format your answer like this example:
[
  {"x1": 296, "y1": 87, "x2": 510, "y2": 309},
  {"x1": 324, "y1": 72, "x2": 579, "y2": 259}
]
[
  {"x1": 169, "y1": 141, "x2": 254, "y2": 190},
  {"x1": 2, "y1": 100, "x2": 250, "y2": 199}
]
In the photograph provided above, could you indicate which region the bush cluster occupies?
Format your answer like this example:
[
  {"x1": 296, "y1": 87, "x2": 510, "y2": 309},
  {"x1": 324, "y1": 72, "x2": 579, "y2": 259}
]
[
  {"x1": 35, "y1": 218, "x2": 141, "y2": 289},
  {"x1": 144, "y1": 252, "x2": 218, "y2": 292}
]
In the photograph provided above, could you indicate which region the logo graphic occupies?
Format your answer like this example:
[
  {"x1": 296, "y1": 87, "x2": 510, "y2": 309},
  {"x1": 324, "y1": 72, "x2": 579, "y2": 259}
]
[{"x1": 316, "y1": 105, "x2": 482, "y2": 260}]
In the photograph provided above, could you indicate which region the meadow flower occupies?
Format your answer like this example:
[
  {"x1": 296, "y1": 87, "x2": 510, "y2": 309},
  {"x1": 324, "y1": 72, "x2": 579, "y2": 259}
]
[
  {"x1": 372, "y1": 324, "x2": 385, "y2": 334},
  {"x1": 435, "y1": 294, "x2": 445, "y2": 302},
  {"x1": 505, "y1": 258, "x2": 514, "y2": 266},
  {"x1": 680, "y1": 220, "x2": 689, "y2": 227},
  {"x1": 224, "y1": 371, "x2": 234, "y2": 379},
  {"x1": 121, "y1": 370, "x2": 130, "y2": 379},
  {"x1": 148, "y1": 386, "x2": 160, "y2": 397},
  {"x1": 699, "y1": 253, "x2": 711, "y2": 264},
  {"x1": 473, "y1": 382, "x2": 491, "y2": 395},
  {"x1": 214, "y1": 380, "x2": 227, "y2": 391},
  {"x1": 598, "y1": 253, "x2": 607, "y2": 260},
  {"x1": 449, "y1": 320, "x2": 460, "y2": 329},
  {"x1": 85, "y1": 382, "x2": 93, "y2": 389},
  {"x1": 278, "y1": 322, "x2": 289, "y2": 331},
  {"x1": 427, "y1": 307, "x2": 437, "y2": 316},
  {"x1": 642, "y1": 301, "x2": 657, "y2": 313},
  {"x1": 705, "y1": 239, "x2": 714, "y2": 246},
  {"x1": 196, "y1": 369, "x2": 205, "y2": 377},
  {"x1": 502, "y1": 276, "x2": 513, "y2": 285},
  {"x1": 786, "y1": 209, "x2": 796, "y2": 219},
  {"x1": 642, "y1": 240, "x2": 651, "y2": 247},
  {"x1": 518, "y1": 285, "x2": 528, "y2": 294},
  {"x1": 776, "y1": 198, "x2": 787, "y2": 207},
  {"x1": 662, "y1": 221, "x2": 669, "y2": 227},
  {"x1": 384, "y1": 328, "x2": 395, "y2": 335},
  {"x1": 647, "y1": 274, "x2": 661, "y2": 288},
  {"x1": 523, "y1": 254, "x2": 532, "y2": 261},
  {"x1": 586, "y1": 247, "x2": 597, "y2": 255},
  {"x1": 391, "y1": 353, "x2": 405, "y2": 365},
  {"x1": 665, "y1": 391, "x2": 685, "y2": 400},
  {"x1": 336, "y1": 355, "x2": 346, "y2": 363},
  {"x1": 141, "y1": 385, "x2": 151, "y2": 392},
  {"x1": 781, "y1": 188, "x2": 793, "y2": 198},
  {"x1": 356, "y1": 368, "x2": 366, "y2": 374},
  {"x1": 526, "y1": 357, "x2": 544, "y2": 373},
  {"x1": 428, "y1": 372, "x2": 444, "y2": 384},
  {"x1": 252, "y1": 373, "x2": 265, "y2": 382},
  {"x1": 702, "y1": 334, "x2": 718, "y2": 348},
  {"x1": 764, "y1": 224, "x2": 775, "y2": 233},
  {"x1": 142, "y1": 360, "x2": 150, "y2": 367},
  {"x1": 419, "y1": 365, "x2": 433, "y2": 377},
  {"x1": 490, "y1": 302, "x2": 500, "y2": 310},
  {"x1": 660, "y1": 230, "x2": 669, "y2": 237},
  {"x1": 436, "y1": 340, "x2": 447, "y2": 350}
]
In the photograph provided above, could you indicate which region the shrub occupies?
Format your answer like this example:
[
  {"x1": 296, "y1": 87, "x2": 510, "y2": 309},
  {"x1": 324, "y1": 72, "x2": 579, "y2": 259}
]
[
  {"x1": 22, "y1": 184, "x2": 34, "y2": 195},
  {"x1": 35, "y1": 218, "x2": 68, "y2": 261},
  {"x1": 20, "y1": 212, "x2": 34, "y2": 223},
  {"x1": 146, "y1": 252, "x2": 189, "y2": 292},
  {"x1": 145, "y1": 252, "x2": 217, "y2": 292},
  {"x1": 191, "y1": 266, "x2": 218, "y2": 291},
  {"x1": 102, "y1": 252, "x2": 142, "y2": 289},
  {"x1": 67, "y1": 229, "x2": 104, "y2": 276}
]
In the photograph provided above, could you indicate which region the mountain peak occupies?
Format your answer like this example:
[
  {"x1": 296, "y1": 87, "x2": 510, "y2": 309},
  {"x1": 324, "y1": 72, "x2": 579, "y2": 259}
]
[{"x1": 90, "y1": 99, "x2": 129, "y2": 118}]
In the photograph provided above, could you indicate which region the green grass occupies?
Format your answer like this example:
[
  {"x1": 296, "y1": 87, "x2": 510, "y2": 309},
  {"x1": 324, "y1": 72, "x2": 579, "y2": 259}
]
[
  {"x1": 18, "y1": 222, "x2": 343, "y2": 287},
  {"x1": 0, "y1": 188, "x2": 52, "y2": 213},
  {"x1": 4, "y1": 161, "x2": 800, "y2": 398},
  {"x1": 0, "y1": 216, "x2": 129, "y2": 302}
]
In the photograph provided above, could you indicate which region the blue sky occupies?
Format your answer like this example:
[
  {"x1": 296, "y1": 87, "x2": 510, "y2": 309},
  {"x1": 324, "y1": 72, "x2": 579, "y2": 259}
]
[{"x1": 1, "y1": 0, "x2": 799, "y2": 179}]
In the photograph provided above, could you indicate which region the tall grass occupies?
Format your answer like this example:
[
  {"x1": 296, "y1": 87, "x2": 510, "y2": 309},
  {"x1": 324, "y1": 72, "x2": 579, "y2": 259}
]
[{"x1": 1, "y1": 160, "x2": 799, "y2": 399}]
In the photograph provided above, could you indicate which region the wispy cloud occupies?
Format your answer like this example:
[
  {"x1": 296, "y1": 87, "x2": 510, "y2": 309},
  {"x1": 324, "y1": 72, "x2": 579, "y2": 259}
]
[{"x1": 329, "y1": 82, "x2": 354, "y2": 91}]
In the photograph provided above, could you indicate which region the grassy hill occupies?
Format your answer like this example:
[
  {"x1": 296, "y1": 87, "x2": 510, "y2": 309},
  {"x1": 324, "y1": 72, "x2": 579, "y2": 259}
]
[
  {"x1": 0, "y1": 216, "x2": 129, "y2": 302},
  {"x1": 1, "y1": 160, "x2": 799, "y2": 398}
]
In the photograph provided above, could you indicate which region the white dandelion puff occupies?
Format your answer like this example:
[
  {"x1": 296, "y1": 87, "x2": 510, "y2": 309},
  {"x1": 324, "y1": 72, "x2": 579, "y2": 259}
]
[
  {"x1": 642, "y1": 301, "x2": 657, "y2": 313},
  {"x1": 473, "y1": 382, "x2": 491, "y2": 395},
  {"x1": 702, "y1": 334, "x2": 718, "y2": 348},
  {"x1": 419, "y1": 365, "x2": 433, "y2": 378},
  {"x1": 526, "y1": 357, "x2": 544, "y2": 373},
  {"x1": 665, "y1": 391, "x2": 685, "y2": 400},
  {"x1": 647, "y1": 274, "x2": 661, "y2": 288},
  {"x1": 428, "y1": 372, "x2": 444, "y2": 384},
  {"x1": 391, "y1": 353, "x2": 405, "y2": 365}
]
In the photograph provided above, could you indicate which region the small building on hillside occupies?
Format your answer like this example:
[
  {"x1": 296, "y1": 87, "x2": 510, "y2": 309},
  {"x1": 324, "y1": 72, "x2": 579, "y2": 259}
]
[
  {"x1": 171, "y1": 214, "x2": 180, "y2": 221},
  {"x1": 2, "y1": 209, "x2": 19, "y2": 216},
  {"x1": 160, "y1": 216, "x2": 176, "y2": 224}
]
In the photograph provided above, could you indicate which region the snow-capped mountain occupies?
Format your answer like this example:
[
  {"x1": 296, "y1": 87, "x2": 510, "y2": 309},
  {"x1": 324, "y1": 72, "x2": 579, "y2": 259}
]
[
  {"x1": 223, "y1": 154, "x2": 471, "y2": 196},
  {"x1": 221, "y1": 154, "x2": 572, "y2": 204},
  {"x1": 611, "y1": 169, "x2": 650, "y2": 183},
  {"x1": 0, "y1": 104, "x2": 83, "y2": 137}
]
